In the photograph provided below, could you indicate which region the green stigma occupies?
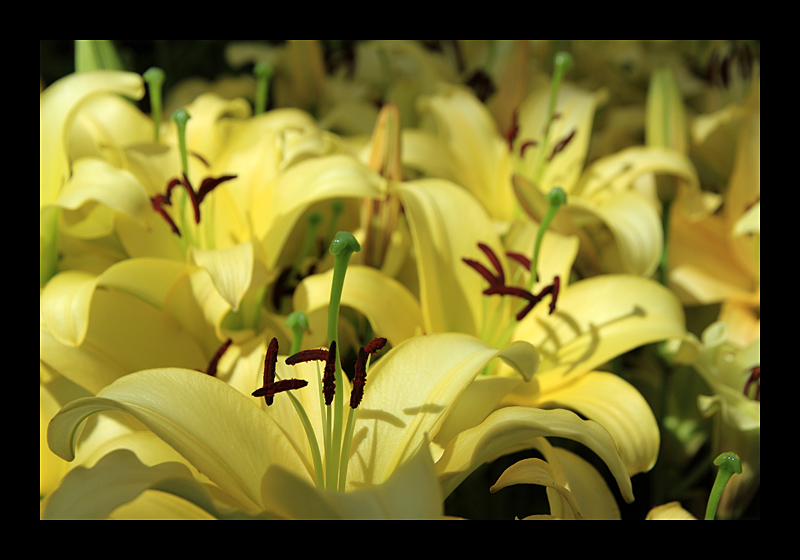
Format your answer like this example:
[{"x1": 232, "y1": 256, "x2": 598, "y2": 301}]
[
  {"x1": 528, "y1": 186, "x2": 567, "y2": 287},
  {"x1": 144, "y1": 67, "x2": 166, "y2": 143},
  {"x1": 705, "y1": 452, "x2": 742, "y2": 520},
  {"x1": 171, "y1": 108, "x2": 191, "y2": 178}
]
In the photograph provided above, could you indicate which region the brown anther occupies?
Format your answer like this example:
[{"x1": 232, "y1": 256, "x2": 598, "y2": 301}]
[
  {"x1": 744, "y1": 365, "x2": 760, "y2": 402},
  {"x1": 548, "y1": 129, "x2": 575, "y2": 162},
  {"x1": 505, "y1": 251, "x2": 531, "y2": 270},
  {"x1": 285, "y1": 348, "x2": 330, "y2": 365},
  {"x1": 204, "y1": 338, "x2": 233, "y2": 377},
  {"x1": 252, "y1": 338, "x2": 308, "y2": 406},
  {"x1": 150, "y1": 173, "x2": 237, "y2": 237},
  {"x1": 519, "y1": 140, "x2": 538, "y2": 158},
  {"x1": 464, "y1": 243, "x2": 560, "y2": 321},
  {"x1": 323, "y1": 340, "x2": 337, "y2": 406},
  {"x1": 364, "y1": 337, "x2": 387, "y2": 357},
  {"x1": 350, "y1": 346, "x2": 367, "y2": 409},
  {"x1": 504, "y1": 110, "x2": 520, "y2": 150}
]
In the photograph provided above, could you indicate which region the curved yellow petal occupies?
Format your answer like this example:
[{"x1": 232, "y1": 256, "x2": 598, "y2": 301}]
[
  {"x1": 397, "y1": 178, "x2": 503, "y2": 336},
  {"x1": 293, "y1": 265, "x2": 424, "y2": 348},
  {"x1": 190, "y1": 241, "x2": 254, "y2": 313},
  {"x1": 40, "y1": 70, "x2": 145, "y2": 207},
  {"x1": 48, "y1": 368, "x2": 310, "y2": 511},
  {"x1": 646, "y1": 501, "x2": 697, "y2": 520},
  {"x1": 513, "y1": 274, "x2": 686, "y2": 393},
  {"x1": 40, "y1": 449, "x2": 227, "y2": 520},
  {"x1": 435, "y1": 406, "x2": 633, "y2": 502},
  {"x1": 348, "y1": 333, "x2": 538, "y2": 488},
  {"x1": 490, "y1": 457, "x2": 585, "y2": 519},
  {"x1": 259, "y1": 155, "x2": 386, "y2": 269},
  {"x1": 54, "y1": 158, "x2": 151, "y2": 238},
  {"x1": 506, "y1": 371, "x2": 660, "y2": 475},
  {"x1": 417, "y1": 85, "x2": 516, "y2": 221},
  {"x1": 41, "y1": 288, "x2": 206, "y2": 394},
  {"x1": 568, "y1": 190, "x2": 663, "y2": 276}
]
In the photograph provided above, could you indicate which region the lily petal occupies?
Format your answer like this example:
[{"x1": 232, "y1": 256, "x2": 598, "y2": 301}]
[
  {"x1": 40, "y1": 449, "x2": 226, "y2": 520},
  {"x1": 293, "y1": 265, "x2": 424, "y2": 348},
  {"x1": 397, "y1": 179, "x2": 503, "y2": 336},
  {"x1": 512, "y1": 274, "x2": 686, "y2": 393},
  {"x1": 490, "y1": 457, "x2": 585, "y2": 519},
  {"x1": 48, "y1": 369, "x2": 310, "y2": 512},
  {"x1": 261, "y1": 438, "x2": 442, "y2": 519},
  {"x1": 190, "y1": 240, "x2": 255, "y2": 313},
  {"x1": 348, "y1": 333, "x2": 539, "y2": 488},
  {"x1": 506, "y1": 371, "x2": 660, "y2": 475},
  {"x1": 435, "y1": 406, "x2": 634, "y2": 502}
]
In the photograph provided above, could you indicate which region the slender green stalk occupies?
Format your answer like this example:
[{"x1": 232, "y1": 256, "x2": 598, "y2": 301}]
[
  {"x1": 143, "y1": 67, "x2": 166, "y2": 143},
  {"x1": 325, "y1": 231, "x2": 361, "y2": 489},
  {"x1": 528, "y1": 186, "x2": 567, "y2": 288},
  {"x1": 286, "y1": 311, "x2": 310, "y2": 355},
  {"x1": 254, "y1": 62, "x2": 273, "y2": 115},
  {"x1": 530, "y1": 51, "x2": 573, "y2": 183},
  {"x1": 705, "y1": 452, "x2": 742, "y2": 520}
]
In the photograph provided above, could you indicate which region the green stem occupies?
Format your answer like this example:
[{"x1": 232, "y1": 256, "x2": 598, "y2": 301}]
[
  {"x1": 325, "y1": 231, "x2": 361, "y2": 490},
  {"x1": 286, "y1": 311, "x2": 309, "y2": 355},
  {"x1": 254, "y1": 62, "x2": 273, "y2": 115},
  {"x1": 705, "y1": 452, "x2": 742, "y2": 520},
  {"x1": 172, "y1": 109, "x2": 191, "y2": 177},
  {"x1": 530, "y1": 51, "x2": 573, "y2": 184},
  {"x1": 143, "y1": 67, "x2": 165, "y2": 143},
  {"x1": 528, "y1": 186, "x2": 567, "y2": 288}
]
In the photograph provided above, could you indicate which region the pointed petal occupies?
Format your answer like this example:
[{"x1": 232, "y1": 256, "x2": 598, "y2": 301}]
[
  {"x1": 54, "y1": 158, "x2": 151, "y2": 238},
  {"x1": 190, "y1": 240, "x2": 254, "y2": 313},
  {"x1": 397, "y1": 179, "x2": 503, "y2": 336},
  {"x1": 48, "y1": 369, "x2": 310, "y2": 511},
  {"x1": 40, "y1": 449, "x2": 226, "y2": 520},
  {"x1": 490, "y1": 457, "x2": 585, "y2": 519},
  {"x1": 40, "y1": 70, "x2": 145, "y2": 207},
  {"x1": 435, "y1": 406, "x2": 633, "y2": 502},
  {"x1": 348, "y1": 333, "x2": 538, "y2": 487},
  {"x1": 513, "y1": 274, "x2": 686, "y2": 393}
]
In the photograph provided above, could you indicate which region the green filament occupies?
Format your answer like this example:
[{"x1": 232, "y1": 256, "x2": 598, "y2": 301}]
[{"x1": 286, "y1": 311, "x2": 310, "y2": 355}]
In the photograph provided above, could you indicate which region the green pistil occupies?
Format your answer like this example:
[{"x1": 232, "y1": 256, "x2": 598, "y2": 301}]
[
  {"x1": 172, "y1": 109, "x2": 191, "y2": 178},
  {"x1": 326, "y1": 231, "x2": 361, "y2": 489},
  {"x1": 531, "y1": 51, "x2": 573, "y2": 184},
  {"x1": 143, "y1": 67, "x2": 166, "y2": 143},
  {"x1": 528, "y1": 186, "x2": 567, "y2": 287},
  {"x1": 286, "y1": 311, "x2": 310, "y2": 356},
  {"x1": 254, "y1": 61, "x2": 273, "y2": 115},
  {"x1": 705, "y1": 452, "x2": 742, "y2": 520}
]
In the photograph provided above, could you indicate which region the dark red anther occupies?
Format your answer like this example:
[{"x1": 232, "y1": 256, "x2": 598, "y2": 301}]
[
  {"x1": 519, "y1": 140, "x2": 538, "y2": 158},
  {"x1": 505, "y1": 251, "x2": 531, "y2": 271},
  {"x1": 322, "y1": 340, "x2": 337, "y2": 406},
  {"x1": 478, "y1": 243, "x2": 504, "y2": 286},
  {"x1": 744, "y1": 365, "x2": 760, "y2": 402},
  {"x1": 548, "y1": 129, "x2": 575, "y2": 162},
  {"x1": 252, "y1": 337, "x2": 308, "y2": 406},
  {"x1": 205, "y1": 338, "x2": 233, "y2": 377},
  {"x1": 285, "y1": 348, "x2": 330, "y2": 365},
  {"x1": 462, "y1": 258, "x2": 499, "y2": 287},
  {"x1": 504, "y1": 110, "x2": 520, "y2": 150},
  {"x1": 364, "y1": 337, "x2": 387, "y2": 357},
  {"x1": 150, "y1": 172, "x2": 237, "y2": 237},
  {"x1": 350, "y1": 346, "x2": 367, "y2": 409}
]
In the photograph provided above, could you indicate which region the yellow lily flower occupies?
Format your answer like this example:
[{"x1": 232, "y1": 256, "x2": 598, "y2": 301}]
[
  {"x1": 691, "y1": 322, "x2": 759, "y2": 519},
  {"x1": 45, "y1": 332, "x2": 586, "y2": 518}
]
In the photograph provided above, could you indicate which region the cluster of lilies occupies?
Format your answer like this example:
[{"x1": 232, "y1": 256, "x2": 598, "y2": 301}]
[{"x1": 40, "y1": 40, "x2": 759, "y2": 519}]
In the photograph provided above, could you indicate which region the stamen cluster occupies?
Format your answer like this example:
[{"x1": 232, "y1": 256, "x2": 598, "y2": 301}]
[
  {"x1": 150, "y1": 172, "x2": 236, "y2": 237},
  {"x1": 252, "y1": 338, "x2": 309, "y2": 405},
  {"x1": 463, "y1": 243, "x2": 560, "y2": 321}
]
